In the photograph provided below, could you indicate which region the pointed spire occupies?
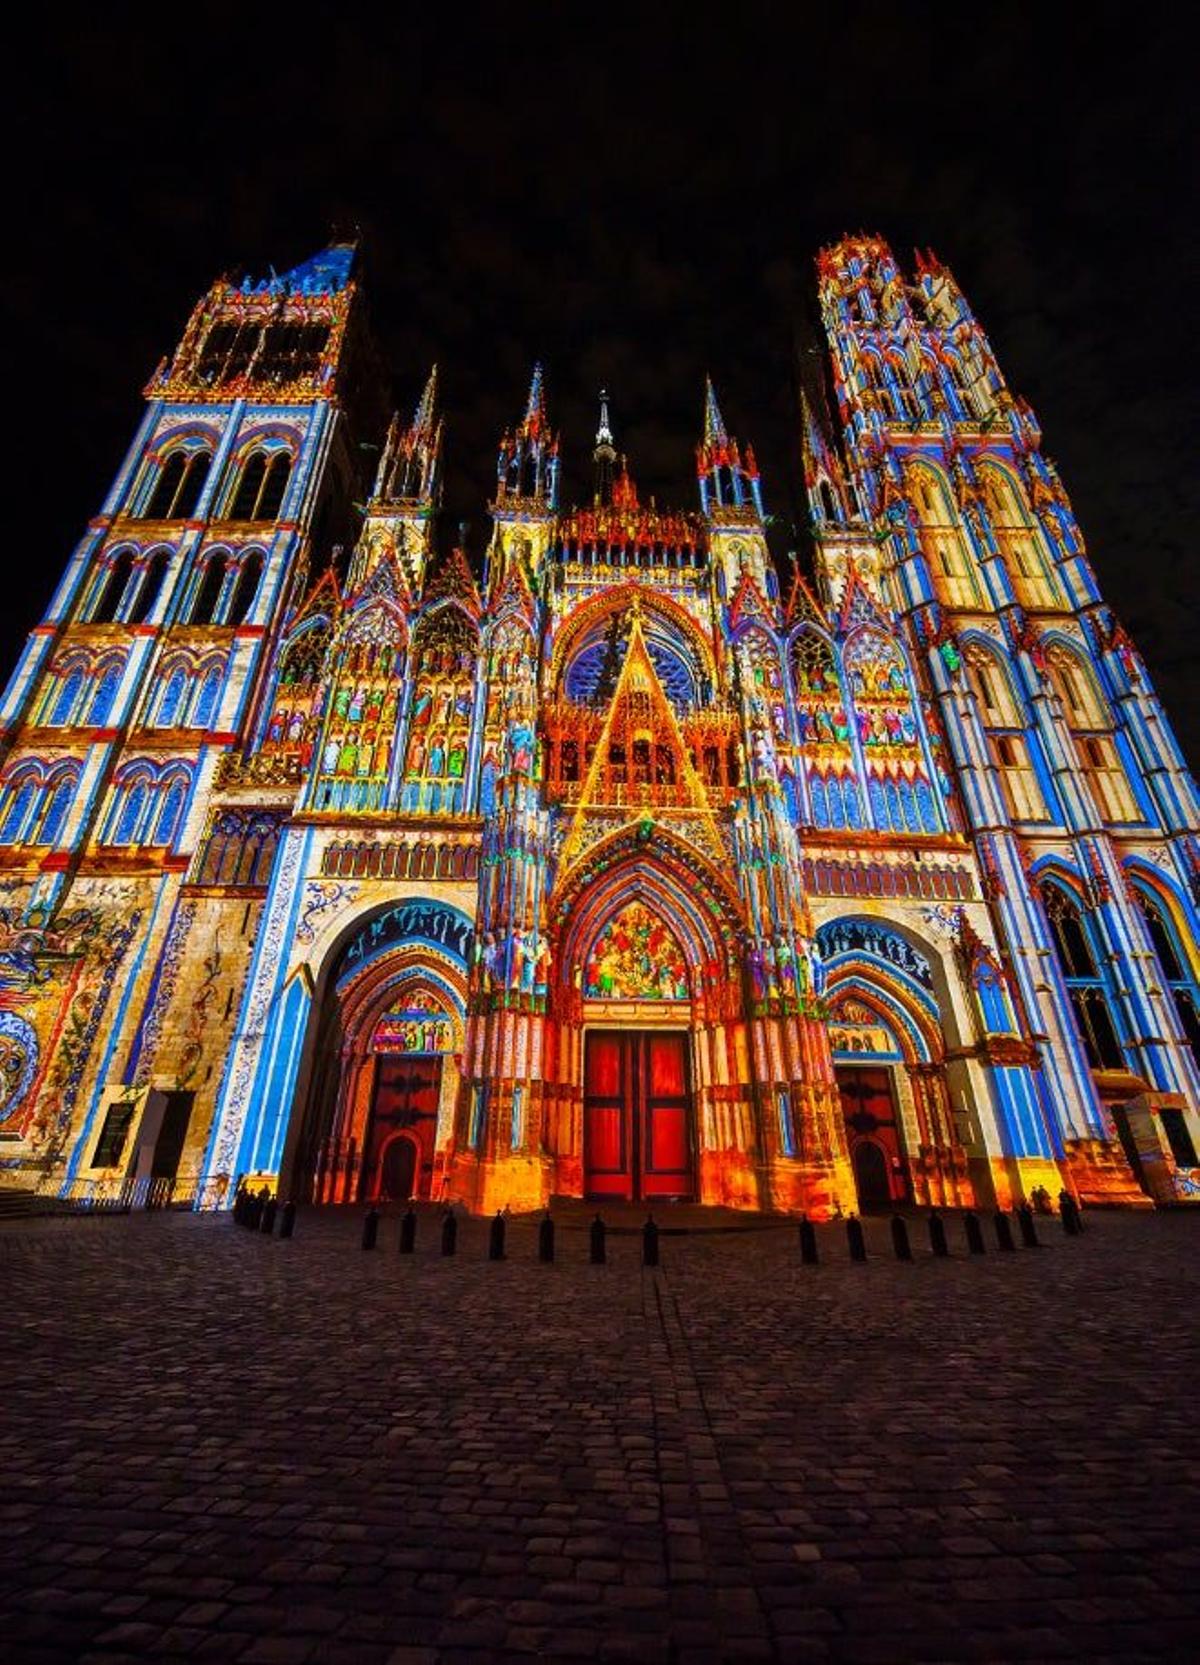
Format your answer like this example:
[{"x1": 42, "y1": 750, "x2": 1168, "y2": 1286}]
[
  {"x1": 704, "y1": 376, "x2": 728, "y2": 446},
  {"x1": 594, "y1": 389, "x2": 617, "y2": 506},
  {"x1": 523, "y1": 362, "x2": 546, "y2": 438},
  {"x1": 412, "y1": 364, "x2": 438, "y2": 438}
]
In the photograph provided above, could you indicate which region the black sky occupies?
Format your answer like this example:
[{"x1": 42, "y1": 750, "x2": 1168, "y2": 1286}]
[{"x1": 8, "y1": 4, "x2": 1198, "y2": 765}]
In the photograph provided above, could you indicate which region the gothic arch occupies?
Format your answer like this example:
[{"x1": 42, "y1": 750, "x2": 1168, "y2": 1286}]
[
  {"x1": 280, "y1": 899, "x2": 474, "y2": 1204},
  {"x1": 548, "y1": 585, "x2": 716, "y2": 699}
]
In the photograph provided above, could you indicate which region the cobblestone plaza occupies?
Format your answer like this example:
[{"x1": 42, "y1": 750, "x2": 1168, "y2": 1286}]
[{"x1": 2, "y1": 1206, "x2": 1197, "y2": 1663}]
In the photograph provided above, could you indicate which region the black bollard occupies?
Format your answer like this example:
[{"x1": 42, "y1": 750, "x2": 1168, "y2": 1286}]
[
  {"x1": 488, "y1": 1211, "x2": 506, "y2": 1261},
  {"x1": 399, "y1": 1207, "x2": 417, "y2": 1254},
  {"x1": 964, "y1": 1211, "x2": 986, "y2": 1255},
  {"x1": 994, "y1": 1210, "x2": 1015, "y2": 1252},
  {"x1": 891, "y1": 1214, "x2": 913, "y2": 1262},
  {"x1": 362, "y1": 1206, "x2": 379, "y2": 1251},
  {"x1": 441, "y1": 1208, "x2": 458, "y2": 1256},
  {"x1": 538, "y1": 1211, "x2": 555, "y2": 1263},
  {"x1": 928, "y1": 1211, "x2": 949, "y2": 1258},
  {"x1": 1016, "y1": 1203, "x2": 1039, "y2": 1248},
  {"x1": 846, "y1": 1215, "x2": 867, "y2": 1263},
  {"x1": 260, "y1": 1196, "x2": 278, "y2": 1236},
  {"x1": 279, "y1": 1200, "x2": 296, "y2": 1239},
  {"x1": 589, "y1": 1213, "x2": 606, "y2": 1265},
  {"x1": 642, "y1": 1215, "x2": 660, "y2": 1268},
  {"x1": 799, "y1": 1214, "x2": 819, "y2": 1266}
]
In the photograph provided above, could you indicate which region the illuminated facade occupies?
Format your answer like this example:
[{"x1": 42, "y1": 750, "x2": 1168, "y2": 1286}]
[{"x1": 2, "y1": 237, "x2": 1198, "y2": 1215}]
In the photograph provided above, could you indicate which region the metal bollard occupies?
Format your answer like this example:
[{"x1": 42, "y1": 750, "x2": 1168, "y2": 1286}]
[
  {"x1": 399, "y1": 1207, "x2": 417, "y2": 1254},
  {"x1": 488, "y1": 1211, "x2": 506, "y2": 1261},
  {"x1": 260, "y1": 1197, "x2": 278, "y2": 1236},
  {"x1": 799, "y1": 1214, "x2": 819, "y2": 1266},
  {"x1": 279, "y1": 1200, "x2": 296, "y2": 1239},
  {"x1": 362, "y1": 1206, "x2": 379, "y2": 1251},
  {"x1": 441, "y1": 1208, "x2": 458, "y2": 1256},
  {"x1": 589, "y1": 1213, "x2": 606, "y2": 1265},
  {"x1": 642, "y1": 1215, "x2": 660, "y2": 1268},
  {"x1": 994, "y1": 1210, "x2": 1015, "y2": 1252},
  {"x1": 964, "y1": 1212, "x2": 986, "y2": 1255},
  {"x1": 1016, "y1": 1203, "x2": 1039, "y2": 1248},
  {"x1": 538, "y1": 1211, "x2": 555, "y2": 1263},
  {"x1": 846, "y1": 1215, "x2": 867, "y2": 1263},
  {"x1": 928, "y1": 1211, "x2": 949, "y2": 1257},
  {"x1": 891, "y1": 1214, "x2": 913, "y2": 1262}
]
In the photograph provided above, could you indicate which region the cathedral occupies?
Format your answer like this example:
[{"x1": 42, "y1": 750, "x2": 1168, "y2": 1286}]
[{"x1": 2, "y1": 235, "x2": 1198, "y2": 1217}]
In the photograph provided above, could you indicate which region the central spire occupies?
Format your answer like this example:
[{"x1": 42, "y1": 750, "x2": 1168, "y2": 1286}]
[{"x1": 593, "y1": 387, "x2": 617, "y2": 507}]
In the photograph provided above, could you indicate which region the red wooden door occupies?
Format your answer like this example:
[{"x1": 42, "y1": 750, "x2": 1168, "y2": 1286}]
[
  {"x1": 365, "y1": 1056, "x2": 442, "y2": 1201},
  {"x1": 584, "y1": 1032, "x2": 693, "y2": 1201},
  {"x1": 837, "y1": 1066, "x2": 909, "y2": 1209}
]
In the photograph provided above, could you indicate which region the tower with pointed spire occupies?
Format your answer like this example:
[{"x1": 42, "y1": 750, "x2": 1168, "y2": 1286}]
[
  {"x1": 488, "y1": 365, "x2": 560, "y2": 606},
  {"x1": 593, "y1": 390, "x2": 617, "y2": 507},
  {"x1": 0, "y1": 233, "x2": 1193, "y2": 1226}
]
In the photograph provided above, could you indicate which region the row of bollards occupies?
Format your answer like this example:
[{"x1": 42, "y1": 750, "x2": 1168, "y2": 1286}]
[
  {"x1": 800, "y1": 1191, "x2": 1086, "y2": 1265},
  {"x1": 237, "y1": 1183, "x2": 1085, "y2": 1265},
  {"x1": 357, "y1": 1207, "x2": 666, "y2": 1265}
]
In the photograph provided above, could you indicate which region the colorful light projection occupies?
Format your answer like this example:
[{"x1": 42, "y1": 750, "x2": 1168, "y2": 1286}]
[
  {"x1": 583, "y1": 902, "x2": 689, "y2": 1000},
  {"x1": 372, "y1": 1006, "x2": 453, "y2": 1053}
]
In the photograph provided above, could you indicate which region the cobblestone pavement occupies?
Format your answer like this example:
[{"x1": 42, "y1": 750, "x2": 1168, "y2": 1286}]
[{"x1": 2, "y1": 1204, "x2": 1198, "y2": 1664}]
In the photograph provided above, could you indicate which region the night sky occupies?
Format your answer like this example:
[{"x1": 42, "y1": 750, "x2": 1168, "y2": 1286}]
[{"x1": 8, "y1": 6, "x2": 1197, "y2": 766}]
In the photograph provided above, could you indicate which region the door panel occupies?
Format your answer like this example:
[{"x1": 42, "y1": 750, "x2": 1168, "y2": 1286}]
[
  {"x1": 641, "y1": 1034, "x2": 692, "y2": 1198},
  {"x1": 584, "y1": 1032, "x2": 693, "y2": 1201},
  {"x1": 584, "y1": 1034, "x2": 630, "y2": 1196}
]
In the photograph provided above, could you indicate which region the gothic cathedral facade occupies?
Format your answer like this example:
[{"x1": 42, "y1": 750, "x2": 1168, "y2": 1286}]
[{"x1": 2, "y1": 237, "x2": 1198, "y2": 1215}]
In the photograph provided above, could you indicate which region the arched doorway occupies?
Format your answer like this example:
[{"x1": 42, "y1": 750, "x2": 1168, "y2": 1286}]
[
  {"x1": 284, "y1": 901, "x2": 471, "y2": 1204},
  {"x1": 852, "y1": 1139, "x2": 891, "y2": 1210},
  {"x1": 379, "y1": 1134, "x2": 418, "y2": 1202},
  {"x1": 547, "y1": 831, "x2": 751, "y2": 1208},
  {"x1": 817, "y1": 917, "x2": 972, "y2": 1210}
]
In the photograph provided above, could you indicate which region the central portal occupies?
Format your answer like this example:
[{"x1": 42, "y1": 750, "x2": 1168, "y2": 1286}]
[{"x1": 583, "y1": 1030, "x2": 694, "y2": 1201}]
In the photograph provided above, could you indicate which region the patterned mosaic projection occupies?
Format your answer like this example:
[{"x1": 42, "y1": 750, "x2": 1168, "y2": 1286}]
[
  {"x1": 0, "y1": 235, "x2": 1197, "y2": 1220},
  {"x1": 584, "y1": 903, "x2": 690, "y2": 1001}
]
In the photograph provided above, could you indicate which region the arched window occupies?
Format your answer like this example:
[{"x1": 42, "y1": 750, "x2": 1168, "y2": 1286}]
[
  {"x1": 89, "y1": 660, "x2": 122, "y2": 725},
  {"x1": 965, "y1": 644, "x2": 1050, "y2": 822},
  {"x1": 143, "y1": 449, "x2": 211, "y2": 520},
  {"x1": 89, "y1": 551, "x2": 136, "y2": 623},
  {"x1": 0, "y1": 776, "x2": 38, "y2": 844},
  {"x1": 153, "y1": 777, "x2": 188, "y2": 846},
  {"x1": 111, "y1": 779, "x2": 149, "y2": 846},
  {"x1": 1041, "y1": 880, "x2": 1127, "y2": 1070},
  {"x1": 226, "y1": 553, "x2": 262, "y2": 625},
  {"x1": 908, "y1": 464, "x2": 982, "y2": 608},
  {"x1": 978, "y1": 464, "x2": 1062, "y2": 609},
  {"x1": 228, "y1": 450, "x2": 291, "y2": 521},
  {"x1": 36, "y1": 775, "x2": 76, "y2": 845},
  {"x1": 1133, "y1": 885, "x2": 1200, "y2": 1069},
  {"x1": 191, "y1": 664, "x2": 223, "y2": 728},
  {"x1": 196, "y1": 810, "x2": 283, "y2": 886},
  {"x1": 48, "y1": 667, "x2": 84, "y2": 726},
  {"x1": 258, "y1": 454, "x2": 290, "y2": 519},
  {"x1": 128, "y1": 550, "x2": 171, "y2": 625},
  {"x1": 1046, "y1": 645, "x2": 1139, "y2": 823},
  {"x1": 189, "y1": 555, "x2": 227, "y2": 625},
  {"x1": 156, "y1": 665, "x2": 189, "y2": 727}
]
